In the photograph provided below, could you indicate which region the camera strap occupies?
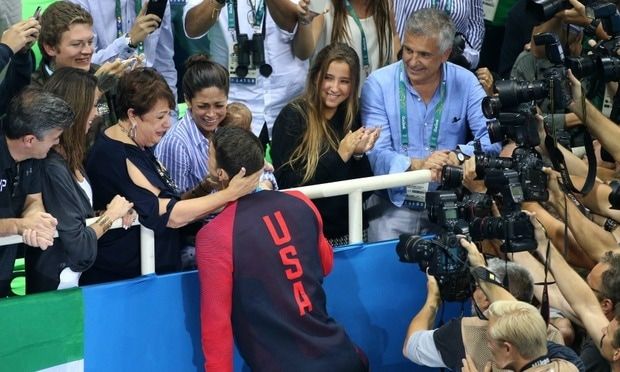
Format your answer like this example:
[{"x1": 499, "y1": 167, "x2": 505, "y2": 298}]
[
  {"x1": 470, "y1": 266, "x2": 503, "y2": 287},
  {"x1": 398, "y1": 63, "x2": 447, "y2": 153},
  {"x1": 544, "y1": 130, "x2": 596, "y2": 196},
  {"x1": 115, "y1": 0, "x2": 145, "y2": 54},
  {"x1": 228, "y1": 0, "x2": 266, "y2": 39},
  {"x1": 345, "y1": 0, "x2": 370, "y2": 77},
  {"x1": 535, "y1": 238, "x2": 555, "y2": 325},
  {"x1": 545, "y1": 81, "x2": 596, "y2": 196}
]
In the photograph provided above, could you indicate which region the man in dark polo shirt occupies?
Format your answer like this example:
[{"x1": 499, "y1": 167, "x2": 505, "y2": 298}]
[
  {"x1": 0, "y1": 87, "x2": 73, "y2": 296},
  {"x1": 195, "y1": 127, "x2": 368, "y2": 372}
]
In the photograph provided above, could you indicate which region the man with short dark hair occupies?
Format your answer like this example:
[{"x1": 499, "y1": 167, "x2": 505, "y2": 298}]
[
  {"x1": 0, "y1": 87, "x2": 74, "y2": 297},
  {"x1": 195, "y1": 126, "x2": 367, "y2": 372}
]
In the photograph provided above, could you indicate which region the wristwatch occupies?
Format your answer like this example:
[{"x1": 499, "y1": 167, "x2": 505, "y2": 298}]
[
  {"x1": 453, "y1": 150, "x2": 466, "y2": 165},
  {"x1": 125, "y1": 34, "x2": 137, "y2": 49}
]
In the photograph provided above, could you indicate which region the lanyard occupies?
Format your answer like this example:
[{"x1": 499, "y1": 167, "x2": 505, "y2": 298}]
[
  {"x1": 227, "y1": 0, "x2": 266, "y2": 38},
  {"x1": 431, "y1": 0, "x2": 452, "y2": 15},
  {"x1": 398, "y1": 62, "x2": 446, "y2": 152},
  {"x1": 116, "y1": 0, "x2": 144, "y2": 54},
  {"x1": 344, "y1": 0, "x2": 370, "y2": 76}
]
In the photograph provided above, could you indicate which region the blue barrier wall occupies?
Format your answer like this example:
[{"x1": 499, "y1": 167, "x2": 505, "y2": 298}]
[{"x1": 83, "y1": 240, "x2": 467, "y2": 371}]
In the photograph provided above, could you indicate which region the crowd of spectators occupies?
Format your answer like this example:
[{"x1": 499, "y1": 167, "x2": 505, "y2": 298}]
[{"x1": 1, "y1": 0, "x2": 620, "y2": 370}]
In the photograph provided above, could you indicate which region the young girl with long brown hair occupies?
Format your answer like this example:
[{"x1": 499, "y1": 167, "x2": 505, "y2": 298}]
[{"x1": 271, "y1": 43, "x2": 379, "y2": 245}]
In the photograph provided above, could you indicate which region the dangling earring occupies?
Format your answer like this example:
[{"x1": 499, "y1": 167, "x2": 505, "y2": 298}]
[{"x1": 129, "y1": 121, "x2": 137, "y2": 139}]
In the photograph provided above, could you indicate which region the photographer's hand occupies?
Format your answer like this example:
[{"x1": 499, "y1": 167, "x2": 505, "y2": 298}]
[
  {"x1": 475, "y1": 68, "x2": 494, "y2": 96},
  {"x1": 425, "y1": 269, "x2": 440, "y2": 305},
  {"x1": 421, "y1": 150, "x2": 454, "y2": 182},
  {"x1": 534, "y1": 113, "x2": 550, "y2": 155},
  {"x1": 462, "y1": 156, "x2": 486, "y2": 193},
  {"x1": 459, "y1": 237, "x2": 485, "y2": 268},
  {"x1": 567, "y1": 69, "x2": 585, "y2": 116},
  {"x1": 403, "y1": 269, "x2": 441, "y2": 357},
  {"x1": 522, "y1": 210, "x2": 549, "y2": 254},
  {"x1": 542, "y1": 167, "x2": 566, "y2": 208},
  {"x1": 554, "y1": 0, "x2": 589, "y2": 26}
]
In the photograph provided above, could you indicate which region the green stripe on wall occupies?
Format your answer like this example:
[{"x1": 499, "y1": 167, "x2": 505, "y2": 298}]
[{"x1": 0, "y1": 289, "x2": 84, "y2": 371}]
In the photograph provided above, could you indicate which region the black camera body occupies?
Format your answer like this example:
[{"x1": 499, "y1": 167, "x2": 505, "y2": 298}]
[
  {"x1": 426, "y1": 191, "x2": 470, "y2": 234},
  {"x1": 567, "y1": 2, "x2": 620, "y2": 82},
  {"x1": 482, "y1": 33, "x2": 571, "y2": 117},
  {"x1": 458, "y1": 192, "x2": 494, "y2": 222},
  {"x1": 441, "y1": 147, "x2": 547, "y2": 203},
  {"x1": 235, "y1": 33, "x2": 273, "y2": 78},
  {"x1": 480, "y1": 168, "x2": 538, "y2": 252},
  {"x1": 511, "y1": 147, "x2": 549, "y2": 202},
  {"x1": 487, "y1": 105, "x2": 541, "y2": 148},
  {"x1": 440, "y1": 167, "x2": 539, "y2": 252},
  {"x1": 526, "y1": 0, "x2": 595, "y2": 23},
  {"x1": 591, "y1": 1, "x2": 620, "y2": 36},
  {"x1": 442, "y1": 168, "x2": 537, "y2": 252},
  {"x1": 396, "y1": 233, "x2": 472, "y2": 302},
  {"x1": 469, "y1": 211, "x2": 538, "y2": 252},
  {"x1": 396, "y1": 191, "x2": 474, "y2": 302}
]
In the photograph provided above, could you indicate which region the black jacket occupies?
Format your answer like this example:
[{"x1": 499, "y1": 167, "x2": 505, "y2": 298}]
[
  {"x1": 25, "y1": 150, "x2": 97, "y2": 293},
  {"x1": 0, "y1": 43, "x2": 33, "y2": 115}
]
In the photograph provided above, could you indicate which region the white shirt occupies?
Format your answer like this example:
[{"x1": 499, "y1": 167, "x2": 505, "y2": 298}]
[
  {"x1": 317, "y1": 5, "x2": 389, "y2": 96},
  {"x1": 404, "y1": 330, "x2": 448, "y2": 368},
  {"x1": 183, "y1": 0, "x2": 308, "y2": 136}
]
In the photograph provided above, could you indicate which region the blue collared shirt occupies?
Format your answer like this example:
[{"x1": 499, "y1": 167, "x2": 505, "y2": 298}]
[
  {"x1": 361, "y1": 61, "x2": 501, "y2": 207},
  {"x1": 155, "y1": 111, "x2": 209, "y2": 193}
]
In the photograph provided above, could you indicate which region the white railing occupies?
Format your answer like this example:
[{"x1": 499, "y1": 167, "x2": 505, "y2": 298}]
[
  {"x1": 289, "y1": 170, "x2": 431, "y2": 244},
  {"x1": 0, "y1": 170, "x2": 431, "y2": 276}
]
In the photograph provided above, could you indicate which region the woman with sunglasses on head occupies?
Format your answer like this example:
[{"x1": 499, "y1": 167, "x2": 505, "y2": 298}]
[
  {"x1": 26, "y1": 67, "x2": 135, "y2": 293},
  {"x1": 271, "y1": 43, "x2": 379, "y2": 246},
  {"x1": 84, "y1": 68, "x2": 260, "y2": 284}
]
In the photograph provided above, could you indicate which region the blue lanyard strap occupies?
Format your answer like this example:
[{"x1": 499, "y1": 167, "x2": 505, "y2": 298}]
[
  {"x1": 227, "y1": 0, "x2": 235, "y2": 32},
  {"x1": 252, "y1": 0, "x2": 265, "y2": 30},
  {"x1": 431, "y1": 0, "x2": 452, "y2": 14},
  {"x1": 345, "y1": 0, "x2": 370, "y2": 76},
  {"x1": 227, "y1": 0, "x2": 265, "y2": 35},
  {"x1": 398, "y1": 62, "x2": 446, "y2": 152},
  {"x1": 116, "y1": 0, "x2": 144, "y2": 54}
]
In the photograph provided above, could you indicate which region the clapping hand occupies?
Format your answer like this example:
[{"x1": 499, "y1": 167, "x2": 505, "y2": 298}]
[{"x1": 353, "y1": 126, "x2": 381, "y2": 154}]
